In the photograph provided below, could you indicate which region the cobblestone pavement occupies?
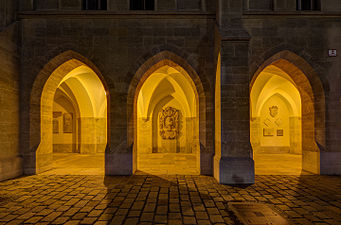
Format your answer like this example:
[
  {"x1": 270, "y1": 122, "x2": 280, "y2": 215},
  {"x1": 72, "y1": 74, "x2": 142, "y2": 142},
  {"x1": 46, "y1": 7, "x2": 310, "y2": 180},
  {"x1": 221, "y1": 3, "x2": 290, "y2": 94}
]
[{"x1": 0, "y1": 174, "x2": 341, "y2": 225}]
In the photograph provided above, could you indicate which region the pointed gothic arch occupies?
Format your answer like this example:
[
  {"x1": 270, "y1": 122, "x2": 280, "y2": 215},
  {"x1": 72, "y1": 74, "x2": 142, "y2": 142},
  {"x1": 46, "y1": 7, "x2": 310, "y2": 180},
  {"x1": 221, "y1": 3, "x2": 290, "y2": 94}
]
[
  {"x1": 27, "y1": 50, "x2": 111, "y2": 174},
  {"x1": 250, "y1": 50, "x2": 325, "y2": 174},
  {"x1": 127, "y1": 51, "x2": 207, "y2": 174}
]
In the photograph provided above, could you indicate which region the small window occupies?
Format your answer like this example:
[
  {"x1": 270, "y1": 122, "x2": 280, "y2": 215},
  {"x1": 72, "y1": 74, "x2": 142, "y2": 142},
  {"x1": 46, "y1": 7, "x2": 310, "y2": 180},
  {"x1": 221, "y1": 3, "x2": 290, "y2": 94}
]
[
  {"x1": 82, "y1": 0, "x2": 107, "y2": 10},
  {"x1": 297, "y1": 0, "x2": 320, "y2": 11},
  {"x1": 130, "y1": 0, "x2": 155, "y2": 10}
]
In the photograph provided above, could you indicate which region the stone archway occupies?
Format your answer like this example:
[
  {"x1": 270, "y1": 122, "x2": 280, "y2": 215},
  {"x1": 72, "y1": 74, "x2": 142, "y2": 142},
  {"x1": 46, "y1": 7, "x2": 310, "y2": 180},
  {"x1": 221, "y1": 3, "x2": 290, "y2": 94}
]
[
  {"x1": 28, "y1": 51, "x2": 110, "y2": 174},
  {"x1": 250, "y1": 50, "x2": 325, "y2": 174},
  {"x1": 127, "y1": 51, "x2": 206, "y2": 175}
]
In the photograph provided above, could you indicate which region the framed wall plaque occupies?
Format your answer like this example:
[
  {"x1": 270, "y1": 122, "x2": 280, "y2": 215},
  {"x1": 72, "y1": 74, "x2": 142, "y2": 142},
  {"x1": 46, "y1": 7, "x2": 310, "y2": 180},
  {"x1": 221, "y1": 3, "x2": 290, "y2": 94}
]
[
  {"x1": 63, "y1": 113, "x2": 73, "y2": 133},
  {"x1": 277, "y1": 129, "x2": 284, "y2": 136},
  {"x1": 53, "y1": 111, "x2": 62, "y2": 118},
  {"x1": 263, "y1": 128, "x2": 274, "y2": 136},
  {"x1": 53, "y1": 119, "x2": 59, "y2": 133}
]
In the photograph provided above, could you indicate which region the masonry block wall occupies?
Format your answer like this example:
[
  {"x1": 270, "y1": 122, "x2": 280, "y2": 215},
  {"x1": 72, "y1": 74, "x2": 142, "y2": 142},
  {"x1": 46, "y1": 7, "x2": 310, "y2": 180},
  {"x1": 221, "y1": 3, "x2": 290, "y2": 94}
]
[
  {"x1": 214, "y1": 0, "x2": 341, "y2": 183},
  {"x1": 0, "y1": 0, "x2": 21, "y2": 181},
  {"x1": 0, "y1": 24, "x2": 21, "y2": 181},
  {"x1": 243, "y1": 15, "x2": 341, "y2": 174},
  {"x1": 19, "y1": 13, "x2": 216, "y2": 175},
  {"x1": 20, "y1": 0, "x2": 211, "y2": 12},
  {"x1": 0, "y1": 0, "x2": 17, "y2": 29},
  {"x1": 0, "y1": 0, "x2": 340, "y2": 182}
]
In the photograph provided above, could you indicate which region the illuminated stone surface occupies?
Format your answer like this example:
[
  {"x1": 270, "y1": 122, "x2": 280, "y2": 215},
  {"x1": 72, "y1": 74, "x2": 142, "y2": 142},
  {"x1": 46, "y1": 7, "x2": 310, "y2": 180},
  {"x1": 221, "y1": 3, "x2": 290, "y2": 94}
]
[
  {"x1": 229, "y1": 202, "x2": 291, "y2": 225},
  {"x1": 136, "y1": 65, "x2": 200, "y2": 174},
  {"x1": 251, "y1": 65, "x2": 304, "y2": 176},
  {"x1": 254, "y1": 154, "x2": 304, "y2": 175},
  {"x1": 0, "y1": 175, "x2": 341, "y2": 224},
  {"x1": 1, "y1": 0, "x2": 341, "y2": 189},
  {"x1": 138, "y1": 153, "x2": 199, "y2": 175},
  {"x1": 40, "y1": 153, "x2": 105, "y2": 175}
]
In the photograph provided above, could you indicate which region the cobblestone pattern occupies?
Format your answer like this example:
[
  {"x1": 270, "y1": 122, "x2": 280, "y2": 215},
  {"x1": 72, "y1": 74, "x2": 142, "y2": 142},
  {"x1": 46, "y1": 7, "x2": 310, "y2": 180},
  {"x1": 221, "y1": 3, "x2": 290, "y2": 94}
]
[{"x1": 0, "y1": 174, "x2": 340, "y2": 225}]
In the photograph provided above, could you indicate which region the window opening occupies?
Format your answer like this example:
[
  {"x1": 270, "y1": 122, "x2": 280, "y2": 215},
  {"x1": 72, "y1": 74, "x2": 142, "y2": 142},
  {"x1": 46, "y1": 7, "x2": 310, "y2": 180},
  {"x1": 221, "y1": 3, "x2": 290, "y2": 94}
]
[
  {"x1": 130, "y1": 0, "x2": 155, "y2": 10},
  {"x1": 82, "y1": 0, "x2": 107, "y2": 10},
  {"x1": 297, "y1": 0, "x2": 320, "y2": 10}
]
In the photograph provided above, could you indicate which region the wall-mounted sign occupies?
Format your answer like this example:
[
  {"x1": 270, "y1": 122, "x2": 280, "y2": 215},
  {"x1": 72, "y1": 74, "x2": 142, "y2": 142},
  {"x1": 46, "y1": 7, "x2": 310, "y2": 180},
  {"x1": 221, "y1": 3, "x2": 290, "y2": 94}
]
[
  {"x1": 328, "y1": 49, "x2": 337, "y2": 57},
  {"x1": 159, "y1": 106, "x2": 179, "y2": 140},
  {"x1": 263, "y1": 128, "x2": 274, "y2": 136},
  {"x1": 277, "y1": 129, "x2": 284, "y2": 136},
  {"x1": 63, "y1": 113, "x2": 73, "y2": 133},
  {"x1": 53, "y1": 111, "x2": 62, "y2": 118}
]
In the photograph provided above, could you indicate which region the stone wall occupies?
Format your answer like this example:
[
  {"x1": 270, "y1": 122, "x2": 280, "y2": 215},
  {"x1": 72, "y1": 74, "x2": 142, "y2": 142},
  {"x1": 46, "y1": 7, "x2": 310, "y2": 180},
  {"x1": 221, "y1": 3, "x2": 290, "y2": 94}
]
[
  {"x1": 0, "y1": 23, "x2": 21, "y2": 181},
  {"x1": 0, "y1": 0, "x2": 17, "y2": 29},
  {"x1": 20, "y1": 14, "x2": 216, "y2": 175},
  {"x1": 214, "y1": 0, "x2": 341, "y2": 182},
  {"x1": 243, "y1": 14, "x2": 341, "y2": 174},
  {"x1": 20, "y1": 0, "x2": 212, "y2": 12},
  {"x1": 14, "y1": 0, "x2": 341, "y2": 182},
  {"x1": 79, "y1": 117, "x2": 106, "y2": 154}
]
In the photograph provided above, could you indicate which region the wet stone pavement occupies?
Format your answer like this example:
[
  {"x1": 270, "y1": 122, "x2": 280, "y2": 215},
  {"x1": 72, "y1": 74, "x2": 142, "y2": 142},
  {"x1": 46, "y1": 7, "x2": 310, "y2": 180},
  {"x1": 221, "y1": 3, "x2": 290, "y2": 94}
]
[{"x1": 0, "y1": 174, "x2": 341, "y2": 225}]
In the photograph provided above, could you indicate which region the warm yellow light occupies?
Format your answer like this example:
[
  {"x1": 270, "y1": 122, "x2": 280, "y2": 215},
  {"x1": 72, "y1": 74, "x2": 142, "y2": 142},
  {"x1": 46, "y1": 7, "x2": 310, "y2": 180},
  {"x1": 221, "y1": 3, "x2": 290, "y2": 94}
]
[
  {"x1": 136, "y1": 65, "x2": 200, "y2": 175},
  {"x1": 250, "y1": 65, "x2": 302, "y2": 175},
  {"x1": 214, "y1": 52, "x2": 221, "y2": 181},
  {"x1": 52, "y1": 65, "x2": 107, "y2": 155}
]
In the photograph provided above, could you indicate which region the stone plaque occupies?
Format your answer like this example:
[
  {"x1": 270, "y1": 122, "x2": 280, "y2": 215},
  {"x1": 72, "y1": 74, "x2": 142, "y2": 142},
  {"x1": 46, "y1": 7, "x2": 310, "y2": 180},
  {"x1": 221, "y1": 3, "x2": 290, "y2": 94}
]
[
  {"x1": 263, "y1": 128, "x2": 274, "y2": 136},
  {"x1": 53, "y1": 111, "x2": 62, "y2": 118},
  {"x1": 63, "y1": 113, "x2": 73, "y2": 133},
  {"x1": 277, "y1": 129, "x2": 284, "y2": 136},
  {"x1": 159, "y1": 106, "x2": 179, "y2": 140},
  {"x1": 328, "y1": 49, "x2": 337, "y2": 57},
  {"x1": 229, "y1": 202, "x2": 292, "y2": 225},
  {"x1": 53, "y1": 119, "x2": 59, "y2": 133}
]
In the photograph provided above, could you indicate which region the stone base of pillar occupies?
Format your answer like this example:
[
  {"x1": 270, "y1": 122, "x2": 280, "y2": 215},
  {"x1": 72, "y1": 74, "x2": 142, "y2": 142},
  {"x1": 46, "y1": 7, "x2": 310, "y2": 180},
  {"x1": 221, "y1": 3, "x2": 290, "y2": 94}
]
[
  {"x1": 321, "y1": 152, "x2": 341, "y2": 175},
  {"x1": 0, "y1": 156, "x2": 23, "y2": 181},
  {"x1": 24, "y1": 152, "x2": 53, "y2": 175},
  {"x1": 105, "y1": 152, "x2": 134, "y2": 175},
  {"x1": 215, "y1": 156, "x2": 255, "y2": 184},
  {"x1": 200, "y1": 151, "x2": 213, "y2": 175}
]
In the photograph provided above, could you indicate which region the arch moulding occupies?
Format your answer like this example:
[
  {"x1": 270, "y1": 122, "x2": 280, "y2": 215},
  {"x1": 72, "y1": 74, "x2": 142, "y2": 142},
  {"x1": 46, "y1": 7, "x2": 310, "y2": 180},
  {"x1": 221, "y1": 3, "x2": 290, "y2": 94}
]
[
  {"x1": 250, "y1": 50, "x2": 325, "y2": 174},
  {"x1": 126, "y1": 51, "x2": 208, "y2": 175},
  {"x1": 27, "y1": 50, "x2": 110, "y2": 175}
]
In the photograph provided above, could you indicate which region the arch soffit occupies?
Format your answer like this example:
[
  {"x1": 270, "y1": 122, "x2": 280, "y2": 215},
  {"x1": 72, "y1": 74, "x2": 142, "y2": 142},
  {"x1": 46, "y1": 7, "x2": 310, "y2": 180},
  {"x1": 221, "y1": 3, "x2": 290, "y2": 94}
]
[
  {"x1": 253, "y1": 75, "x2": 301, "y2": 117},
  {"x1": 139, "y1": 69, "x2": 194, "y2": 119},
  {"x1": 128, "y1": 51, "x2": 205, "y2": 107},
  {"x1": 29, "y1": 50, "x2": 110, "y2": 149},
  {"x1": 31, "y1": 50, "x2": 109, "y2": 108},
  {"x1": 250, "y1": 50, "x2": 325, "y2": 103}
]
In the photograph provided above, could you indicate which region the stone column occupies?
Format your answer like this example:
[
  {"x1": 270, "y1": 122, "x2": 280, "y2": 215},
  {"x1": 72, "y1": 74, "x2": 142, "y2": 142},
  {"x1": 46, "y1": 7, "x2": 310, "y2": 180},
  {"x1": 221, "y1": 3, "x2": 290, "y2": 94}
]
[
  {"x1": 105, "y1": 93, "x2": 134, "y2": 176},
  {"x1": 214, "y1": 0, "x2": 255, "y2": 183},
  {"x1": 215, "y1": 36, "x2": 254, "y2": 184}
]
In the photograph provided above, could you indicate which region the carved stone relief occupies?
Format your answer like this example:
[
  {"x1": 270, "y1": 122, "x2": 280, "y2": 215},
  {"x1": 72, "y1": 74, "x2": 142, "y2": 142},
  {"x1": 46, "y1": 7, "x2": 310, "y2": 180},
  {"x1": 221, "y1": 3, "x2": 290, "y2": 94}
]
[
  {"x1": 63, "y1": 113, "x2": 73, "y2": 133},
  {"x1": 269, "y1": 105, "x2": 278, "y2": 117},
  {"x1": 263, "y1": 105, "x2": 283, "y2": 137},
  {"x1": 159, "y1": 106, "x2": 179, "y2": 140}
]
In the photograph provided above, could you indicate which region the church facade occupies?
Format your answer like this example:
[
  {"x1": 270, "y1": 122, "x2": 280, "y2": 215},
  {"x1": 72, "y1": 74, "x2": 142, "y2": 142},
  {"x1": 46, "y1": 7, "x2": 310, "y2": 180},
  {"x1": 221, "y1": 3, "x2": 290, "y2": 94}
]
[{"x1": 0, "y1": 0, "x2": 340, "y2": 184}]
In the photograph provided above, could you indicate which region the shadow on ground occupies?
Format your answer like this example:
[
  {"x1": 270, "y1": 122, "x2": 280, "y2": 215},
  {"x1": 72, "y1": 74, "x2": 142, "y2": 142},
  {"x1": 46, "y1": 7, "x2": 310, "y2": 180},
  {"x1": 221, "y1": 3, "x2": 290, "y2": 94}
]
[{"x1": 0, "y1": 173, "x2": 340, "y2": 224}]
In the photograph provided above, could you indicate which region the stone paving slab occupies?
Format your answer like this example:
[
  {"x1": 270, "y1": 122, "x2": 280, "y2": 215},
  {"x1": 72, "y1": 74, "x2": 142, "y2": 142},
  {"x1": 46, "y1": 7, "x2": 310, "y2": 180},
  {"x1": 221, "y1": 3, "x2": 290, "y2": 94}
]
[{"x1": 0, "y1": 174, "x2": 340, "y2": 224}]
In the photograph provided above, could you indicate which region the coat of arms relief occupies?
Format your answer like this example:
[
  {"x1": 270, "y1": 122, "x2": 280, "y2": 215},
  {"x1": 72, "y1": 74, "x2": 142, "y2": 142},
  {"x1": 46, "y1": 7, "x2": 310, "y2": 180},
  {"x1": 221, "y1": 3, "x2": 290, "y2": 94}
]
[
  {"x1": 159, "y1": 106, "x2": 179, "y2": 140},
  {"x1": 263, "y1": 105, "x2": 283, "y2": 136}
]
